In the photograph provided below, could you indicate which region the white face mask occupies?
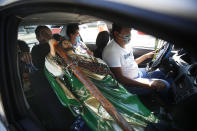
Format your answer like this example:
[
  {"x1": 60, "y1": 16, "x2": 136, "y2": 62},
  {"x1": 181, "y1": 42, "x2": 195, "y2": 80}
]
[
  {"x1": 122, "y1": 34, "x2": 131, "y2": 44},
  {"x1": 117, "y1": 33, "x2": 131, "y2": 44}
]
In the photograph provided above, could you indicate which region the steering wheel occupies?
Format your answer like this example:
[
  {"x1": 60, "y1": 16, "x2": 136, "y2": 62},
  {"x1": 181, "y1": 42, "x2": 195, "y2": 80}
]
[{"x1": 146, "y1": 42, "x2": 173, "y2": 71}]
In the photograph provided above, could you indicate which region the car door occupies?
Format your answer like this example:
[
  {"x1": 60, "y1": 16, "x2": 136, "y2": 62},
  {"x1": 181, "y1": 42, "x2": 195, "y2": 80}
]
[
  {"x1": 0, "y1": 6, "x2": 45, "y2": 131},
  {"x1": 0, "y1": 94, "x2": 8, "y2": 131},
  {"x1": 1, "y1": 0, "x2": 197, "y2": 131}
]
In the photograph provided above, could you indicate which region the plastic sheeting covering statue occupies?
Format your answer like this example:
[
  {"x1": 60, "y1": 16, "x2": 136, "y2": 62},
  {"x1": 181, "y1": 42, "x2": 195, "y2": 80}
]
[{"x1": 44, "y1": 39, "x2": 159, "y2": 131}]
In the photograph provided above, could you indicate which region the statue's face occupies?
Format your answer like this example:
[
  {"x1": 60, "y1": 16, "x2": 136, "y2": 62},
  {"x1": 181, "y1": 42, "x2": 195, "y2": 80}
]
[
  {"x1": 61, "y1": 40, "x2": 74, "y2": 55},
  {"x1": 62, "y1": 40, "x2": 72, "y2": 48}
]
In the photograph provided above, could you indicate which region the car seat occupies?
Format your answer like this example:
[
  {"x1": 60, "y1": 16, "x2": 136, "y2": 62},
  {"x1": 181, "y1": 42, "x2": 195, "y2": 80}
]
[{"x1": 27, "y1": 69, "x2": 75, "y2": 131}]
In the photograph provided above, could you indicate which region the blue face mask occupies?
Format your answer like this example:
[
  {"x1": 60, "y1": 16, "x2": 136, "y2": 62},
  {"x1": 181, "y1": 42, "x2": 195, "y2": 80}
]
[{"x1": 75, "y1": 36, "x2": 81, "y2": 43}]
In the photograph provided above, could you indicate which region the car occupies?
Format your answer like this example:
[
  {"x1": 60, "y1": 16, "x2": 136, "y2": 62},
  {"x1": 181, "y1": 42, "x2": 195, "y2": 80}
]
[
  {"x1": 0, "y1": 0, "x2": 197, "y2": 131},
  {"x1": 48, "y1": 25, "x2": 62, "y2": 34}
]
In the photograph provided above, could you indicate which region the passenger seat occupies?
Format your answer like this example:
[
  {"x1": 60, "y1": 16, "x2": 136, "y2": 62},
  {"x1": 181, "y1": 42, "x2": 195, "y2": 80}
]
[{"x1": 28, "y1": 69, "x2": 75, "y2": 131}]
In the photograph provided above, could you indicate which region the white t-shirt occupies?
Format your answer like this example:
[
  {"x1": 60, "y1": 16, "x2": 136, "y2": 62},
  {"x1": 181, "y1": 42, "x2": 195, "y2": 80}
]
[{"x1": 102, "y1": 39, "x2": 140, "y2": 79}]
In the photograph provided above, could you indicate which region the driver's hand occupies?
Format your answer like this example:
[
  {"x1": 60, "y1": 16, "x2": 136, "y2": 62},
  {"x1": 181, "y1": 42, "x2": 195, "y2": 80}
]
[
  {"x1": 150, "y1": 80, "x2": 166, "y2": 90},
  {"x1": 145, "y1": 51, "x2": 155, "y2": 59}
]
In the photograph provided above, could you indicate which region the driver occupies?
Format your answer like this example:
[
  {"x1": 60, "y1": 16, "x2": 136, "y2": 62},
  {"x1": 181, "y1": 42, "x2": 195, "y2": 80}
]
[{"x1": 102, "y1": 23, "x2": 170, "y2": 98}]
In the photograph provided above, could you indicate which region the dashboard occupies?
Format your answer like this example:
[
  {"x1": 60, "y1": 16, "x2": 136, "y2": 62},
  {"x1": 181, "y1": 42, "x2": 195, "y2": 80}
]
[
  {"x1": 161, "y1": 49, "x2": 197, "y2": 104},
  {"x1": 160, "y1": 49, "x2": 197, "y2": 130}
]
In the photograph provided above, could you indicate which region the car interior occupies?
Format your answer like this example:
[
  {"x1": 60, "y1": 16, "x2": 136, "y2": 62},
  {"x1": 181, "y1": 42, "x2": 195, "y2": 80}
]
[
  {"x1": 1, "y1": 1, "x2": 197, "y2": 131},
  {"x1": 16, "y1": 11, "x2": 197, "y2": 131}
]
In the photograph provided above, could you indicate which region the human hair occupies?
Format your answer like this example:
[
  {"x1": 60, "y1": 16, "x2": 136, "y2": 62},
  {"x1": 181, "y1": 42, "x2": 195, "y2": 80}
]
[
  {"x1": 35, "y1": 25, "x2": 49, "y2": 38},
  {"x1": 96, "y1": 31, "x2": 109, "y2": 49},
  {"x1": 111, "y1": 23, "x2": 123, "y2": 38},
  {"x1": 94, "y1": 31, "x2": 110, "y2": 59},
  {"x1": 18, "y1": 40, "x2": 29, "y2": 52},
  {"x1": 66, "y1": 23, "x2": 79, "y2": 38}
]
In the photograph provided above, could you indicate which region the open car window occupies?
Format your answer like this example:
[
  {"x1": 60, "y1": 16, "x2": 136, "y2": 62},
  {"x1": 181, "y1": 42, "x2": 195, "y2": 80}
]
[
  {"x1": 0, "y1": 0, "x2": 196, "y2": 131},
  {"x1": 13, "y1": 10, "x2": 197, "y2": 131}
]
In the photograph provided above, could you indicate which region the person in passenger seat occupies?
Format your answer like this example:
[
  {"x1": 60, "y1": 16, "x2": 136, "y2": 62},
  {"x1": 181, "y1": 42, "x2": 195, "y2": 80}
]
[
  {"x1": 31, "y1": 25, "x2": 52, "y2": 69},
  {"x1": 66, "y1": 23, "x2": 94, "y2": 56},
  {"x1": 18, "y1": 40, "x2": 36, "y2": 90},
  {"x1": 29, "y1": 26, "x2": 75, "y2": 130},
  {"x1": 102, "y1": 23, "x2": 171, "y2": 103}
]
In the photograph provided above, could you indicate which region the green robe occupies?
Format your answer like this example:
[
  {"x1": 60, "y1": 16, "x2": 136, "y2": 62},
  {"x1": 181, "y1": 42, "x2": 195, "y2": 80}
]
[{"x1": 44, "y1": 53, "x2": 159, "y2": 131}]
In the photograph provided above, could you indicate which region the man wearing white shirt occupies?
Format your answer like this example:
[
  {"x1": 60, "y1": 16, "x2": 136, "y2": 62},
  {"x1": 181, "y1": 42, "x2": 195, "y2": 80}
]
[{"x1": 102, "y1": 23, "x2": 170, "y2": 96}]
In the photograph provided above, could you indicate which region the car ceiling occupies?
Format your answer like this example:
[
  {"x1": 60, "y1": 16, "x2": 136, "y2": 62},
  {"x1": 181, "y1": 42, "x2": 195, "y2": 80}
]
[
  {"x1": 19, "y1": 12, "x2": 105, "y2": 26},
  {"x1": 1, "y1": 0, "x2": 197, "y2": 21}
]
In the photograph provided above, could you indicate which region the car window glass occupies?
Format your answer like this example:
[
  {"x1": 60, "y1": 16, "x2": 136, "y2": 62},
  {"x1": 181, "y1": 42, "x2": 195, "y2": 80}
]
[
  {"x1": 47, "y1": 25, "x2": 63, "y2": 34},
  {"x1": 79, "y1": 21, "x2": 108, "y2": 44},
  {"x1": 128, "y1": 29, "x2": 156, "y2": 49},
  {"x1": 18, "y1": 26, "x2": 38, "y2": 51},
  {"x1": 18, "y1": 25, "x2": 63, "y2": 51}
]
